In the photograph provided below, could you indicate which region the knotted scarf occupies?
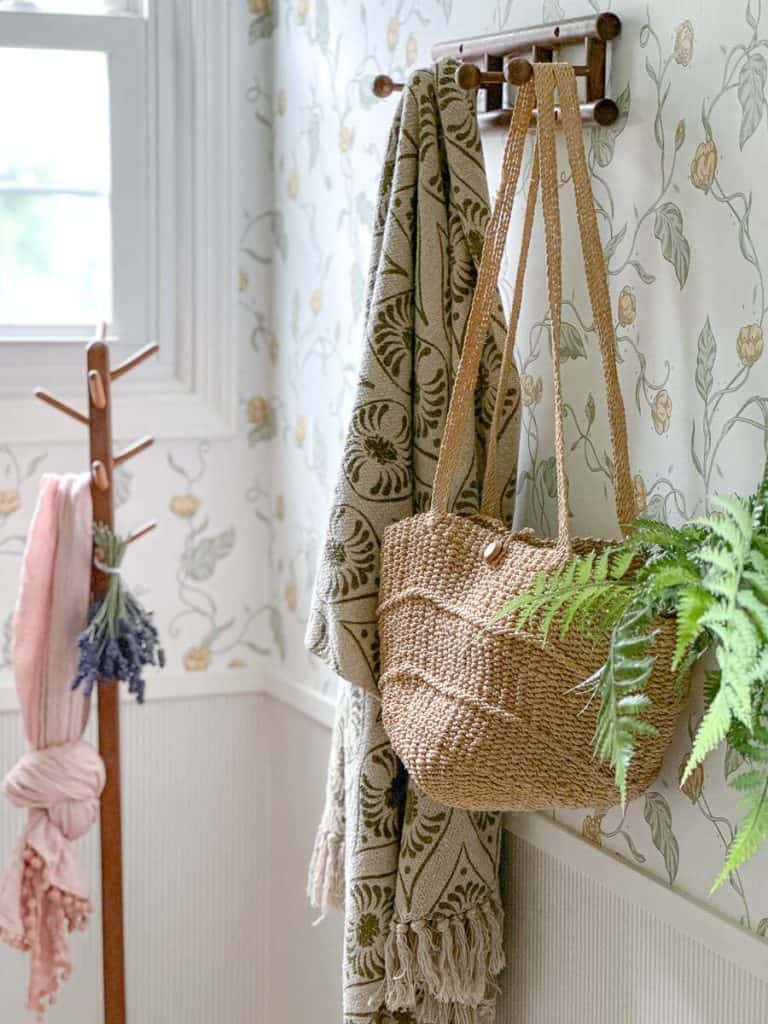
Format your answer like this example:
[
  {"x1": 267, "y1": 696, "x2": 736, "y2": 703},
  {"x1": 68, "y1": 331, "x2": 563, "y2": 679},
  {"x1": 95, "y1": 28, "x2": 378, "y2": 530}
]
[{"x1": 0, "y1": 473, "x2": 103, "y2": 1019}]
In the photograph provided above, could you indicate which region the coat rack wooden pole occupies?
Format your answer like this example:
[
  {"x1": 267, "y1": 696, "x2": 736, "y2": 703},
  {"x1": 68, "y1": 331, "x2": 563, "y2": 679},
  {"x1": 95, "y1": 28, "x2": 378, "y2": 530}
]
[
  {"x1": 34, "y1": 326, "x2": 159, "y2": 1024},
  {"x1": 87, "y1": 337, "x2": 126, "y2": 1024}
]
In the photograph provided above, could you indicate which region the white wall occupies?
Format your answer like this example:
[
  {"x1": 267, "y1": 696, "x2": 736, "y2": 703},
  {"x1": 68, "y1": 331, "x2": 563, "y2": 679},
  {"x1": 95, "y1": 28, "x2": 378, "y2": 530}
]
[{"x1": 0, "y1": 694, "x2": 270, "y2": 1023}]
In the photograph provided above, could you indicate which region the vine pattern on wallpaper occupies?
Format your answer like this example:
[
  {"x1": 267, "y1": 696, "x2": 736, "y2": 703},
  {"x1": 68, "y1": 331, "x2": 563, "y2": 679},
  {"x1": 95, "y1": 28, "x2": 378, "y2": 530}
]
[
  {"x1": 166, "y1": 443, "x2": 286, "y2": 673},
  {"x1": 255, "y1": 0, "x2": 768, "y2": 932}
]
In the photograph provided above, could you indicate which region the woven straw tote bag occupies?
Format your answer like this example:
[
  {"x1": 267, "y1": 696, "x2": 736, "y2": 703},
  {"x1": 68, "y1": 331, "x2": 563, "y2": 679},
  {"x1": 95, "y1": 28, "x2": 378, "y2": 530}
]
[{"x1": 377, "y1": 64, "x2": 685, "y2": 812}]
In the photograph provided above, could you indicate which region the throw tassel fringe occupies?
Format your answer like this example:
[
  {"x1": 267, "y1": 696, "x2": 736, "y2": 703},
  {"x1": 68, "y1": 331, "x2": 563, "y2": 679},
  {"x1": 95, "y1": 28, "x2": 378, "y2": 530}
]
[
  {"x1": 306, "y1": 826, "x2": 345, "y2": 911},
  {"x1": 384, "y1": 897, "x2": 505, "y2": 1018}
]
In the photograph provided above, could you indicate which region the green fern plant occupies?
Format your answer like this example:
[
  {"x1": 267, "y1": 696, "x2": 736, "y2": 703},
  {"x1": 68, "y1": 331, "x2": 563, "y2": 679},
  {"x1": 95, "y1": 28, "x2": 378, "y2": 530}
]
[{"x1": 492, "y1": 467, "x2": 768, "y2": 890}]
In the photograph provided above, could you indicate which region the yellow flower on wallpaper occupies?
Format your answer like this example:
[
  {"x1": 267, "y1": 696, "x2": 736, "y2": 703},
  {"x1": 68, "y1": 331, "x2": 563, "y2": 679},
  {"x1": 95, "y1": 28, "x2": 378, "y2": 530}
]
[
  {"x1": 581, "y1": 814, "x2": 604, "y2": 847},
  {"x1": 295, "y1": 415, "x2": 307, "y2": 445},
  {"x1": 239, "y1": 269, "x2": 249, "y2": 292},
  {"x1": 275, "y1": 494, "x2": 285, "y2": 521},
  {"x1": 690, "y1": 139, "x2": 717, "y2": 192},
  {"x1": 170, "y1": 494, "x2": 200, "y2": 518},
  {"x1": 285, "y1": 580, "x2": 298, "y2": 611},
  {"x1": 520, "y1": 373, "x2": 543, "y2": 408},
  {"x1": 651, "y1": 389, "x2": 672, "y2": 434},
  {"x1": 338, "y1": 124, "x2": 355, "y2": 153},
  {"x1": 249, "y1": 0, "x2": 270, "y2": 14},
  {"x1": 737, "y1": 323, "x2": 764, "y2": 367},
  {"x1": 248, "y1": 395, "x2": 271, "y2": 426},
  {"x1": 405, "y1": 33, "x2": 418, "y2": 66},
  {"x1": 617, "y1": 285, "x2": 637, "y2": 327},
  {"x1": 297, "y1": 0, "x2": 309, "y2": 21},
  {"x1": 184, "y1": 646, "x2": 211, "y2": 672},
  {"x1": 633, "y1": 473, "x2": 647, "y2": 515},
  {"x1": 287, "y1": 168, "x2": 299, "y2": 199},
  {"x1": 0, "y1": 489, "x2": 21, "y2": 516},
  {"x1": 386, "y1": 16, "x2": 399, "y2": 51},
  {"x1": 673, "y1": 20, "x2": 694, "y2": 66},
  {"x1": 310, "y1": 288, "x2": 323, "y2": 314},
  {"x1": 277, "y1": 88, "x2": 286, "y2": 116}
]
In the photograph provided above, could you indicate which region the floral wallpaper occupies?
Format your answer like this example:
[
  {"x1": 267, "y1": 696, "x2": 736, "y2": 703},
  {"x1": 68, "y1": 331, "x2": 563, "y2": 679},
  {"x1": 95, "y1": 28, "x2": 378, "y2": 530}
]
[
  {"x1": 1, "y1": 0, "x2": 768, "y2": 947},
  {"x1": 260, "y1": 0, "x2": 768, "y2": 937}
]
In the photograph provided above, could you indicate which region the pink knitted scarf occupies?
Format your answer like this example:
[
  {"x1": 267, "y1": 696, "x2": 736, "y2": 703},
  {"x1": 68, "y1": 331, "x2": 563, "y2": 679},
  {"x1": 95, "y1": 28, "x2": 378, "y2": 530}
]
[{"x1": 0, "y1": 474, "x2": 104, "y2": 1019}]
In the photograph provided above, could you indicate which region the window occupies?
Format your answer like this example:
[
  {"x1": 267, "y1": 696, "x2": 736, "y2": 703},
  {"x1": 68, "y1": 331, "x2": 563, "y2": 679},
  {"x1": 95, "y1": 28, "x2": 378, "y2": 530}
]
[
  {"x1": 0, "y1": 47, "x2": 112, "y2": 332},
  {"x1": 0, "y1": 2, "x2": 237, "y2": 441}
]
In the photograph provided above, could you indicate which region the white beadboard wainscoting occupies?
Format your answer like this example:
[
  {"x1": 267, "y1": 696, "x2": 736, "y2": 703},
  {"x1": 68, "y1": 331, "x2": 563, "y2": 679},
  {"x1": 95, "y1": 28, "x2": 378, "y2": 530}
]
[{"x1": 2, "y1": 679, "x2": 768, "y2": 1023}]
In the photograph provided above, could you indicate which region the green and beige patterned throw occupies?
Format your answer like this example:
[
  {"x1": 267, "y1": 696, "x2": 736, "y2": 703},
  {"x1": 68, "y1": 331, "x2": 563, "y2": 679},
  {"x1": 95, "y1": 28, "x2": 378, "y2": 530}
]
[{"x1": 306, "y1": 61, "x2": 521, "y2": 1024}]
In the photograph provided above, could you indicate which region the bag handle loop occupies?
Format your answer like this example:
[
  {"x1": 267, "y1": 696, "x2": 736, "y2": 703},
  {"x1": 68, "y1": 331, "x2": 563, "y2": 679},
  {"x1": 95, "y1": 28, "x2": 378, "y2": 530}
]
[{"x1": 431, "y1": 64, "x2": 636, "y2": 542}]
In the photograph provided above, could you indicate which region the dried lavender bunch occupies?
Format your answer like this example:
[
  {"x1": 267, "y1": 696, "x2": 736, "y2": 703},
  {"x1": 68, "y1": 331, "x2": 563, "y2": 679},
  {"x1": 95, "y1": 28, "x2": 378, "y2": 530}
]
[{"x1": 73, "y1": 523, "x2": 165, "y2": 704}]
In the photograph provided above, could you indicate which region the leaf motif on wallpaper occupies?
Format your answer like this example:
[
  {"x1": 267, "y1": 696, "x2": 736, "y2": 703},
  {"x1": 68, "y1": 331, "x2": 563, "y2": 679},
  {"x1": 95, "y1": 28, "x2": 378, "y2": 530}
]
[
  {"x1": 542, "y1": 0, "x2": 565, "y2": 21},
  {"x1": 695, "y1": 317, "x2": 717, "y2": 401},
  {"x1": 23, "y1": 453, "x2": 46, "y2": 480},
  {"x1": 590, "y1": 84, "x2": 630, "y2": 168},
  {"x1": 738, "y1": 196, "x2": 757, "y2": 268},
  {"x1": 541, "y1": 456, "x2": 558, "y2": 499},
  {"x1": 182, "y1": 527, "x2": 236, "y2": 582},
  {"x1": 737, "y1": 52, "x2": 767, "y2": 149},
  {"x1": 249, "y1": 7, "x2": 277, "y2": 43},
  {"x1": 653, "y1": 202, "x2": 690, "y2": 289},
  {"x1": 643, "y1": 791, "x2": 679, "y2": 885},
  {"x1": 603, "y1": 222, "x2": 627, "y2": 264},
  {"x1": 757, "y1": 918, "x2": 768, "y2": 938},
  {"x1": 559, "y1": 321, "x2": 587, "y2": 361}
]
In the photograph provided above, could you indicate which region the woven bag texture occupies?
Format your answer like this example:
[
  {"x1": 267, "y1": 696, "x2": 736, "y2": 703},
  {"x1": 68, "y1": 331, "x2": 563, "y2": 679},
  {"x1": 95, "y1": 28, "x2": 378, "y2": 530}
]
[{"x1": 378, "y1": 64, "x2": 686, "y2": 812}]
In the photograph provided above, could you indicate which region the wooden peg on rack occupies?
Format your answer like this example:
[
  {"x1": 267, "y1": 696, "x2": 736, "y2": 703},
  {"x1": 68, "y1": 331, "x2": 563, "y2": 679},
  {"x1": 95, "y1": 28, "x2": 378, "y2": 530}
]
[
  {"x1": 114, "y1": 435, "x2": 155, "y2": 467},
  {"x1": 34, "y1": 323, "x2": 160, "y2": 1024},
  {"x1": 372, "y1": 74, "x2": 403, "y2": 98}
]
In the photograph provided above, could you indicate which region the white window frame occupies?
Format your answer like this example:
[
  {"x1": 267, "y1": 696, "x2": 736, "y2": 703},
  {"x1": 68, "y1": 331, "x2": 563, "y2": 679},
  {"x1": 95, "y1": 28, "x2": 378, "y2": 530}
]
[{"x1": 0, "y1": 1, "x2": 237, "y2": 441}]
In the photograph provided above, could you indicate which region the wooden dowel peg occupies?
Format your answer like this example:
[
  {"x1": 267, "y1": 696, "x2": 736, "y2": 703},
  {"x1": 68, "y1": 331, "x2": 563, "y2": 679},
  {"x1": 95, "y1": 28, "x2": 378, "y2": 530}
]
[
  {"x1": 110, "y1": 342, "x2": 160, "y2": 381},
  {"x1": 126, "y1": 520, "x2": 158, "y2": 545},
  {"x1": 114, "y1": 435, "x2": 155, "y2": 467},
  {"x1": 92, "y1": 460, "x2": 110, "y2": 492},
  {"x1": 88, "y1": 369, "x2": 107, "y2": 410},
  {"x1": 456, "y1": 57, "x2": 533, "y2": 91},
  {"x1": 372, "y1": 74, "x2": 403, "y2": 98},
  {"x1": 34, "y1": 388, "x2": 90, "y2": 427}
]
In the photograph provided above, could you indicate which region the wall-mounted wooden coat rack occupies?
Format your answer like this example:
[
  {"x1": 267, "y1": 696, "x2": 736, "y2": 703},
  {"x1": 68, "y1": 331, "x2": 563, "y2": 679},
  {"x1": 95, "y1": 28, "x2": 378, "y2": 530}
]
[
  {"x1": 34, "y1": 325, "x2": 159, "y2": 1024},
  {"x1": 373, "y1": 12, "x2": 622, "y2": 127}
]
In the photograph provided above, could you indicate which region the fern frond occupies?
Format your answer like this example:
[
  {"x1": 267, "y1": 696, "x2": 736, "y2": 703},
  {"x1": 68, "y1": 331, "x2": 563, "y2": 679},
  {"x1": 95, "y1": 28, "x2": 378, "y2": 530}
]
[
  {"x1": 684, "y1": 687, "x2": 733, "y2": 781},
  {"x1": 672, "y1": 585, "x2": 712, "y2": 669},
  {"x1": 712, "y1": 771, "x2": 768, "y2": 891},
  {"x1": 626, "y1": 518, "x2": 698, "y2": 553},
  {"x1": 588, "y1": 602, "x2": 657, "y2": 805}
]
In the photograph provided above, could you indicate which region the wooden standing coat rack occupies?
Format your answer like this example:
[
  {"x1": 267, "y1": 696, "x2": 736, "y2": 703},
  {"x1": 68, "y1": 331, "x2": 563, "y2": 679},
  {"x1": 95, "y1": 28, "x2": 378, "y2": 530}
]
[{"x1": 34, "y1": 325, "x2": 159, "y2": 1024}]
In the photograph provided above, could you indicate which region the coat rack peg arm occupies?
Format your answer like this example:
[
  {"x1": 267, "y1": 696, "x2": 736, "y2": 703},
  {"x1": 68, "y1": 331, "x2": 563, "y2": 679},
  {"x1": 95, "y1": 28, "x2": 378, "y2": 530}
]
[
  {"x1": 114, "y1": 435, "x2": 155, "y2": 467},
  {"x1": 88, "y1": 369, "x2": 107, "y2": 410},
  {"x1": 126, "y1": 520, "x2": 158, "y2": 546},
  {"x1": 91, "y1": 460, "x2": 110, "y2": 492},
  {"x1": 110, "y1": 342, "x2": 160, "y2": 381},
  {"x1": 33, "y1": 388, "x2": 90, "y2": 427}
]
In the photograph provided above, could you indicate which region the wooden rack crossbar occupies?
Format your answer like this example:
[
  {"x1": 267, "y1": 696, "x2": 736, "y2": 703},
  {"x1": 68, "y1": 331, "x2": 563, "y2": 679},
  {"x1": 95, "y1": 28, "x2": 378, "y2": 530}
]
[
  {"x1": 372, "y1": 12, "x2": 622, "y2": 127},
  {"x1": 34, "y1": 325, "x2": 159, "y2": 1024}
]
